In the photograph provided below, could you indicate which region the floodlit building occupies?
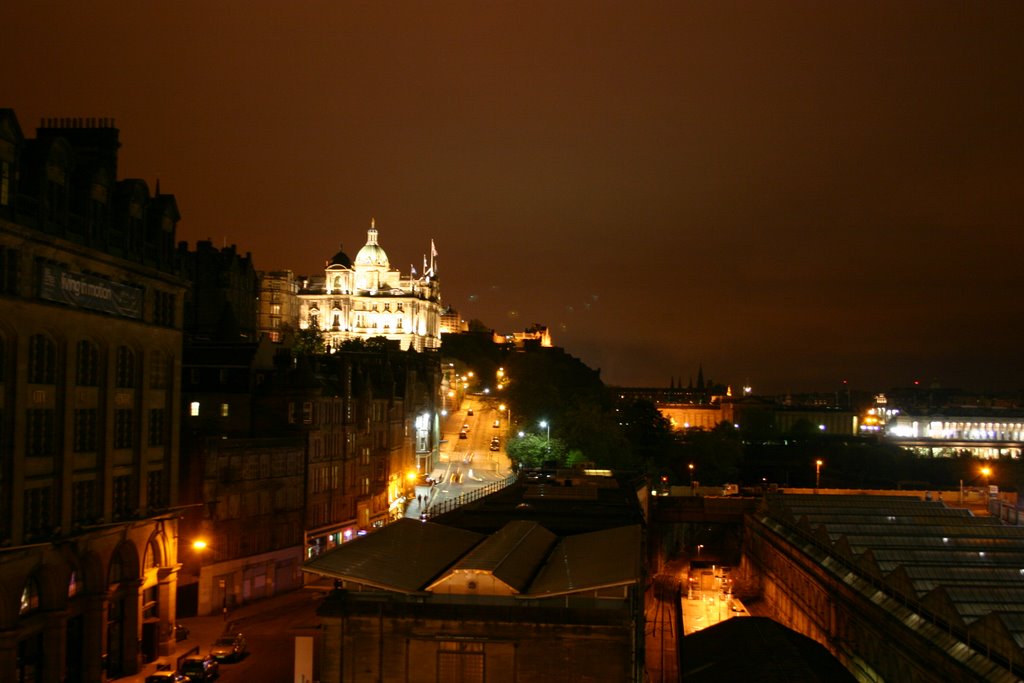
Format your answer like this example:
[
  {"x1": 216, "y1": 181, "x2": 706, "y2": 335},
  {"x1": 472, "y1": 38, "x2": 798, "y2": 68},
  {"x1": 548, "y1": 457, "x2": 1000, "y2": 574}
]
[
  {"x1": 0, "y1": 110, "x2": 187, "y2": 681},
  {"x1": 298, "y1": 222, "x2": 443, "y2": 352}
]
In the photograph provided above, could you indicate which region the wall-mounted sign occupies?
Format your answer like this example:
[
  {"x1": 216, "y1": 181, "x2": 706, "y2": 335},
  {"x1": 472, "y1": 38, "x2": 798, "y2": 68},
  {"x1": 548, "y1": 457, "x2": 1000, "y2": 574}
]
[{"x1": 39, "y1": 264, "x2": 143, "y2": 319}]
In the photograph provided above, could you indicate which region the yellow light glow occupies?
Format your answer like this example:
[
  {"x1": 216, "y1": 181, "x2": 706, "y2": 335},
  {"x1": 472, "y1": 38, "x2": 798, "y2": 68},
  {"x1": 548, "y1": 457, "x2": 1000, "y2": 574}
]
[
  {"x1": 192, "y1": 540, "x2": 208, "y2": 551},
  {"x1": 406, "y1": 470, "x2": 417, "y2": 482}
]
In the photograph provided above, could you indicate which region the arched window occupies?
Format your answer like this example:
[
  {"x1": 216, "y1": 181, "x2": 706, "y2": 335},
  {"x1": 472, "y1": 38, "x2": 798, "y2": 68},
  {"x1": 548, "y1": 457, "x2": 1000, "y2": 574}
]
[
  {"x1": 28, "y1": 334, "x2": 56, "y2": 384},
  {"x1": 115, "y1": 346, "x2": 135, "y2": 388},
  {"x1": 68, "y1": 569, "x2": 80, "y2": 598},
  {"x1": 145, "y1": 539, "x2": 162, "y2": 570},
  {"x1": 76, "y1": 339, "x2": 99, "y2": 386},
  {"x1": 19, "y1": 578, "x2": 40, "y2": 615}
]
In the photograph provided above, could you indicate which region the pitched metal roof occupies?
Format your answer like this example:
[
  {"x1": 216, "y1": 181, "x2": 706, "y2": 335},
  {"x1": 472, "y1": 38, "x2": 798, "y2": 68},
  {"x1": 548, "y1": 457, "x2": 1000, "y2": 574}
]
[
  {"x1": 442, "y1": 520, "x2": 557, "y2": 594},
  {"x1": 528, "y1": 524, "x2": 642, "y2": 597},
  {"x1": 302, "y1": 518, "x2": 483, "y2": 594},
  {"x1": 302, "y1": 519, "x2": 643, "y2": 598}
]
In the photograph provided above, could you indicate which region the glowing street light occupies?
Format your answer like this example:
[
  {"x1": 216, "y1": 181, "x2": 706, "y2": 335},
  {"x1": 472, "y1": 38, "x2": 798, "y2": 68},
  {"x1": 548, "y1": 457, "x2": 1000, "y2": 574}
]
[
  {"x1": 688, "y1": 463, "x2": 695, "y2": 488},
  {"x1": 815, "y1": 459, "x2": 824, "y2": 489},
  {"x1": 539, "y1": 420, "x2": 550, "y2": 448}
]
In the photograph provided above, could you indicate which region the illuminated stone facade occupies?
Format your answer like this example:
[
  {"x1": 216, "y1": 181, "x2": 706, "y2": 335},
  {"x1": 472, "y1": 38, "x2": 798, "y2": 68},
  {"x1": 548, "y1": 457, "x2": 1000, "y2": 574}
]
[{"x1": 298, "y1": 223, "x2": 442, "y2": 352}]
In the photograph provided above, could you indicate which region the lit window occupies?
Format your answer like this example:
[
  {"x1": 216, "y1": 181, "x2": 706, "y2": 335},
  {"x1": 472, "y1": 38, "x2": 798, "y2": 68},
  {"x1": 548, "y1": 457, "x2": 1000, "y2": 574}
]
[
  {"x1": 190, "y1": 402, "x2": 200, "y2": 417},
  {"x1": 220, "y1": 403, "x2": 229, "y2": 417}
]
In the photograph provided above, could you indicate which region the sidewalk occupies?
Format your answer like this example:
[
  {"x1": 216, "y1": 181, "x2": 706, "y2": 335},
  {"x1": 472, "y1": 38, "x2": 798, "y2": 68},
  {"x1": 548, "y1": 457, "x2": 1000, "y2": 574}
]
[{"x1": 121, "y1": 581, "x2": 331, "y2": 682}]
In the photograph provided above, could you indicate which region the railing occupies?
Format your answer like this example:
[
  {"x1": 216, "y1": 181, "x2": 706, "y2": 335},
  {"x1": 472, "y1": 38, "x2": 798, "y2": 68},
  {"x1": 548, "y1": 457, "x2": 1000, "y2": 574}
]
[{"x1": 422, "y1": 474, "x2": 517, "y2": 518}]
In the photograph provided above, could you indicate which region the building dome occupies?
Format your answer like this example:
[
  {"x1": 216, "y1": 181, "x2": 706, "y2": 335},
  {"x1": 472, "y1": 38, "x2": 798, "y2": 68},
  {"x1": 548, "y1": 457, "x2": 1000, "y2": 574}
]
[
  {"x1": 354, "y1": 221, "x2": 389, "y2": 268},
  {"x1": 329, "y1": 244, "x2": 352, "y2": 268}
]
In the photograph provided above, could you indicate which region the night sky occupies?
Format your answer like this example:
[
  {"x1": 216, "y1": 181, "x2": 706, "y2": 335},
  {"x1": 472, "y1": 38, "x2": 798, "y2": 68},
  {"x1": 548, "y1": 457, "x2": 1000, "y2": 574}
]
[{"x1": 4, "y1": 2, "x2": 1023, "y2": 393}]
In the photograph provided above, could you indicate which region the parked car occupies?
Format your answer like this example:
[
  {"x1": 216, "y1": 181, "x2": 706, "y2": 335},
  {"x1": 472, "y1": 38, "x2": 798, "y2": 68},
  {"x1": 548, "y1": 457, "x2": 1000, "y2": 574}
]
[
  {"x1": 146, "y1": 670, "x2": 187, "y2": 683},
  {"x1": 174, "y1": 623, "x2": 189, "y2": 641},
  {"x1": 493, "y1": 420, "x2": 500, "y2": 428},
  {"x1": 458, "y1": 431, "x2": 468, "y2": 439},
  {"x1": 210, "y1": 632, "x2": 248, "y2": 662},
  {"x1": 179, "y1": 655, "x2": 219, "y2": 682},
  {"x1": 467, "y1": 409, "x2": 474, "y2": 416}
]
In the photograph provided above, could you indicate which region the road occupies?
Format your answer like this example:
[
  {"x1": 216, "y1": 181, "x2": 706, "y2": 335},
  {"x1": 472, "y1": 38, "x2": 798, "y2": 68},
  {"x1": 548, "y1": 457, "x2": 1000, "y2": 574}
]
[{"x1": 427, "y1": 395, "x2": 513, "y2": 513}]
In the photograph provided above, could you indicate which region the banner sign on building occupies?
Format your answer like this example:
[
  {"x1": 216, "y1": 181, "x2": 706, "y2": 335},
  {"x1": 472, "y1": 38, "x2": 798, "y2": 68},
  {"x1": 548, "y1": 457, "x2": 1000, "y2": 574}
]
[{"x1": 39, "y1": 264, "x2": 143, "y2": 319}]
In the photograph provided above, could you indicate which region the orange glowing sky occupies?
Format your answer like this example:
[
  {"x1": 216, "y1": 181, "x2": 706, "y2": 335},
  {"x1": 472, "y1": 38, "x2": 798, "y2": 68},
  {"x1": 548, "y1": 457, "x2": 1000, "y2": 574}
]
[{"x1": 4, "y1": 1, "x2": 1023, "y2": 392}]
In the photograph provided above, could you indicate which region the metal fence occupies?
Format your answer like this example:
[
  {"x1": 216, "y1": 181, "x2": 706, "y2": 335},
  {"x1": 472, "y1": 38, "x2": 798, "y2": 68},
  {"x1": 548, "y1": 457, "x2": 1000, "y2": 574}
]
[{"x1": 422, "y1": 474, "x2": 518, "y2": 518}]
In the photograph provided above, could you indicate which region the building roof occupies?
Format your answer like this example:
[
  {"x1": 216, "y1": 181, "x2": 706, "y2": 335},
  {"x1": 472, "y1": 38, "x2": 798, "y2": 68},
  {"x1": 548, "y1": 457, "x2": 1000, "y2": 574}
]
[
  {"x1": 433, "y1": 520, "x2": 557, "y2": 594},
  {"x1": 354, "y1": 224, "x2": 389, "y2": 268},
  {"x1": 681, "y1": 617, "x2": 858, "y2": 682},
  {"x1": 302, "y1": 518, "x2": 643, "y2": 598},
  {"x1": 302, "y1": 518, "x2": 483, "y2": 594},
  {"x1": 529, "y1": 524, "x2": 643, "y2": 597},
  {"x1": 760, "y1": 493, "x2": 1024, "y2": 668}
]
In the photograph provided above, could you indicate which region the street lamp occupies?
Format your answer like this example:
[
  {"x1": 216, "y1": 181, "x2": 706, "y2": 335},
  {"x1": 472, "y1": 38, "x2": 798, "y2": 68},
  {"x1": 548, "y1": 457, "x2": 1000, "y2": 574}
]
[
  {"x1": 981, "y1": 465, "x2": 992, "y2": 488},
  {"x1": 815, "y1": 459, "x2": 824, "y2": 489},
  {"x1": 539, "y1": 420, "x2": 550, "y2": 448},
  {"x1": 688, "y1": 463, "x2": 695, "y2": 489}
]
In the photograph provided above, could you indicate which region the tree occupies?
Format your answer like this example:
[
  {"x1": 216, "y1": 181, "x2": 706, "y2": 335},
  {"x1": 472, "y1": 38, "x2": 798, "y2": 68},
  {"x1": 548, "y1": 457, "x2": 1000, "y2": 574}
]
[
  {"x1": 293, "y1": 323, "x2": 325, "y2": 356},
  {"x1": 507, "y1": 433, "x2": 566, "y2": 469}
]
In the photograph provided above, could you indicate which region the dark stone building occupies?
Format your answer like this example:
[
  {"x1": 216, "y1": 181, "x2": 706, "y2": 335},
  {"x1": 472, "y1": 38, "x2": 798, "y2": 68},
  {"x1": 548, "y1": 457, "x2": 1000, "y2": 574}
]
[{"x1": 0, "y1": 109, "x2": 187, "y2": 682}]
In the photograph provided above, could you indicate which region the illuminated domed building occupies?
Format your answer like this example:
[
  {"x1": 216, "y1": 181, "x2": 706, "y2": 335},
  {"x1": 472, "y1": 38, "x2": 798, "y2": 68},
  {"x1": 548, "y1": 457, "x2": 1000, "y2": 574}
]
[{"x1": 298, "y1": 221, "x2": 443, "y2": 351}]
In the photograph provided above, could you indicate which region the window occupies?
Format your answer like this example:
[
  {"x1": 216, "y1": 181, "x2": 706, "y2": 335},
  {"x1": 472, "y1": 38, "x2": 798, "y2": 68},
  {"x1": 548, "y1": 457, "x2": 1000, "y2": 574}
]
[
  {"x1": 72, "y1": 480, "x2": 97, "y2": 526},
  {"x1": 0, "y1": 160, "x2": 10, "y2": 206},
  {"x1": 28, "y1": 334, "x2": 56, "y2": 384},
  {"x1": 68, "y1": 570, "x2": 80, "y2": 598},
  {"x1": 149, "y1": 350, "x2": 168, "y2": 388},
  {"x1": 26, "y1": 409, "x2": 55, "y2": 456},
  {"x1": 437, "y1": 641, "x2": 484, "y2": 683},
  {"x1": 302, "y1": 402, "x2": 313, "y2": 424},
  {"x1": 19, "y1": 579, "x2": 40, "y2": 615},
  {"x1": 73, "y1": 409, "x2": 98, "y2": 452},
  {"x1": 147, "y1": 470, "x2": 166, "y2": 509},
  {"x1": 0, "y1": 246, "x2": 21, "y2": 295},
  {"x1": 115, "y1": 346, "x2": 135, "y2": 388},
  {"x1": 269, "y1": 331, "x2": 281, "y2": 342},
  {"x1": 114, "y1": 409, "x2": 133, "y2": 448},
  {"x1": 220, "y1": 403, "x2": 230, "y2": 418},
  {"x1": 24, "y1": 487, "x2": 52, "y2": 539},
  {"x1": 75, "y1": 340, "x2": 99, "y2": 386},
  {"x1": 396, "y1": 302, "x2": 404, "y2": 312},
  {"x1": 113, "y1": 475, "x2": 133, "y2": 519},
  {"x1": 190, "y1": 401, "x2": 200, "y2": 417},
  {"x1": 154, "y1": 290, "x2": 175, "y2": 327},
  {"x1": 271, "y1": 304, "x2": 281, "y2": 315},
  {"x1": 148, "y1": 409, "x2": 165, "y2": 446}
]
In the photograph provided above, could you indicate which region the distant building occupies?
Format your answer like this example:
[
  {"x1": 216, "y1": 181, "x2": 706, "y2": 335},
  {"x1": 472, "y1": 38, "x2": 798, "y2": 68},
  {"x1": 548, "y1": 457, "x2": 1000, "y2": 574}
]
[
  {"x1": 178, "y1": 240, "x2": 259, "y2": 341},
  {"x1": 256, "y1": 268, "x2": 300, "y2": 342},
  {"x1": 298, "y1": 222, "x2": 443, "y2": 352},
  {"x1": 0, "y1": 110, "x2": 187, "y2": 681}
]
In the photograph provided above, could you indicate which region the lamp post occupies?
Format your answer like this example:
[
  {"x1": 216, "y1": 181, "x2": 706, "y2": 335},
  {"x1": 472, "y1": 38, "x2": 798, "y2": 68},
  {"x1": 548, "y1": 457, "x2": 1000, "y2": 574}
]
[
  {"x1": 815, "y1": 459, "x2": 824, "y2": 490},
  {"x1": 688, "y1": 463, "x2": 695, "y2": 490},
  {"x1": 539, "y1": 420, "x2": 550, "y2": 449}
]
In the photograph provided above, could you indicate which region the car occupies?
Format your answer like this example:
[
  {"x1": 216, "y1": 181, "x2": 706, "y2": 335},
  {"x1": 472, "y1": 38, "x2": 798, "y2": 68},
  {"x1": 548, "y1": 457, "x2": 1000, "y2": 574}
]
[
  {"x1": 467, "y1": 409, "x2": 474, "y2": 416},
  {"x1": 146, "y1": 670, "x2": 187, "y2": 683},
  {"x1": 174, "y1": 623, "x2": 189, "y2": 641},
  {"x1": 493, "y1": 420, "x2": 500, "y2": 428},
  {"x1": 458, "y1": 431, "x2": 468, "y2": 439},
  {"x1": 489, "y1": 441, "x2": 500, "y2": 451},
  {"x1": 210, "y1": 632, "x2": 247, "y2": 662},
  {"x1": 179, "y1": 655, "x2": 219, "y2": 682}
]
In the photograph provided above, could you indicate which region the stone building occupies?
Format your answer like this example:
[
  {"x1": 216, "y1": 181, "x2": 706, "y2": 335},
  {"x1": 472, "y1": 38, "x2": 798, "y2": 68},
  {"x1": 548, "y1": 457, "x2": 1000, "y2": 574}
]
[
  {"x1": 303, "y1": 469, "x2": 648, "y2": 683},
  {"x1": 298, "y1": 222, "x2": 443, "y2": 352},
  {"x1": 177, "y1": 240, "x2": 259, "y2": 342},
  {"x1": 0, "y1": 110, "x2": 187, "y2": 681},
  {"x1": 256, "y1": 268, "x2": 300, "y2": 343}
]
